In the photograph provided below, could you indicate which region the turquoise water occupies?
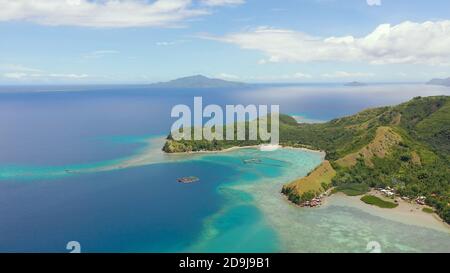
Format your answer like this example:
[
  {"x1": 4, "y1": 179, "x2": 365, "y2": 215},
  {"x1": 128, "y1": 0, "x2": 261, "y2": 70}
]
[
  {"x1": 1, "y1": 136, "x2": 449, "y2": 253},
  {"x1": 1, "y1": 85, "x2": 449, "y2": 252},
  {"x1": 185, "y1": 151, "x2": 314, "y2": 253},
  {"x1": 0, "y1": 135, "x2": 157, "y2": 180},
  {"x1": 0, "y1": 137, "x2": 322, "y2": 252}
]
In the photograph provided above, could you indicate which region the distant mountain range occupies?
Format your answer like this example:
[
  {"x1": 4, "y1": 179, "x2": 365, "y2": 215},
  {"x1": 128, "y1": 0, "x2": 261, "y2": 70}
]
[
  {"x1": 427, "y1": 77, "x2": 450, "y2": 87},
  {"x1": 148, "y1": 75, "x2": 247, "y2": 88}
]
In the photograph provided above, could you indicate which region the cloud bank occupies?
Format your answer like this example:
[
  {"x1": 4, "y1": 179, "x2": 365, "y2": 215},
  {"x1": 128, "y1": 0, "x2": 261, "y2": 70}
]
[
  {"x1": 203, "y1": 21, "x2": 450, "y2": 65},
  {"x1": 0, "y1": 0, "x2": 244, "y2": 28},
  {"x1": 3, "y1": 72, "x2": 89, "y2": 80},
  {"x1": 202, "y1": 0, "x2": 245, "y2": 6},
  {"x1": 321, "y1": 71, "x2": 374, "y2": 78},
  {"x1": 0, "y1": 64, "x2": 90, "y2": 81},
  {"x1": 367, "y1": 0, "x2": 381, "y2": 6}
]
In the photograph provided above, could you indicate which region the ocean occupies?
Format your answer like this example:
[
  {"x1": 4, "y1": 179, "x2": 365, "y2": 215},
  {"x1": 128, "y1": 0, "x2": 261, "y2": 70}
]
[{"x1": 0, "y1": 84, "x2": 449, "y2": 252}]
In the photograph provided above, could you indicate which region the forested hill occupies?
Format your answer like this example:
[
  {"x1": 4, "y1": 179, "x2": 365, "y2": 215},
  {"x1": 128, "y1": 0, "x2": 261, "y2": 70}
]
[
  {"x1": 281, "y1": 96, "x2": 449, "y2": 223},
  {"x1": 163, "y1": 96, "x2": 450, "y2": 223}
]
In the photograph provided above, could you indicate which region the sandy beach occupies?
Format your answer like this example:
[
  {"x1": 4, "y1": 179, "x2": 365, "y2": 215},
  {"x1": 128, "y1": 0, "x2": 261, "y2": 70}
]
[
  {"x1": 166, "y1": 143, "x2": 325, "y2": 157},
  {"x1": 322, "y1": 191, "x2": 450, "y2": 233}
]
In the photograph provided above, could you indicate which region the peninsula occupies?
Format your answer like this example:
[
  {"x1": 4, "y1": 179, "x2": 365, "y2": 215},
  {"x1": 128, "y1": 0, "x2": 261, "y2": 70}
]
[{"x1": 163, "y1": 96, "x2": 450, "y2": 224}]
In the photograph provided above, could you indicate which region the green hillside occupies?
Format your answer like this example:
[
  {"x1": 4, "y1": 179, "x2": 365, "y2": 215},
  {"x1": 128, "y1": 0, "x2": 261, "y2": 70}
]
[
  {"x1": 282, "y1": 96, "x2": 449, "y2": 223},
  {"x1": 163, "y1": 96, "x2": 450, "y2": 223}
]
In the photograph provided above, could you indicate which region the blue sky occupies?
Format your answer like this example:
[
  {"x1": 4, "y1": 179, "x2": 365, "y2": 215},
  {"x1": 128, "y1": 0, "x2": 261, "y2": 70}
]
[{"x1": 0, "y1": 0, "x2": 450, "y2": 84}]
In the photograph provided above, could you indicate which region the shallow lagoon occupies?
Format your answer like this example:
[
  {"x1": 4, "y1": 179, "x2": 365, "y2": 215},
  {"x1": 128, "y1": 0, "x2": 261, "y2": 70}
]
[
  {"x1": 0, "y1": 84, "x2": 449, "y2": 252},
  {"x1": 0, "y1": 143, "x2": 318, "y2": 252},
  {"x1": 1, "y1": 142, "x2": 448, "y2": 253}
]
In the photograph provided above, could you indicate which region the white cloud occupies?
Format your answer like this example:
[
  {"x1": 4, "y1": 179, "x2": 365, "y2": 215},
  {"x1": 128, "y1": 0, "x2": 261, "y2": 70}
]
[
  {"x1": 0, "y1": 64, "x2": 42, "y2": 73},
  {"x1": 216, "y1": 73, "x2": 240, "y2": 80},
  {"x1": 367, "y1": 0, "x2": 381, "y2": 6},
  {"x1": 321, "y1": 71, "x2": 375, "y2": 78},
  {"x1": 3, "y1": 72, "x2": 29, "y2": 79},
  {"x1": 156, "y1": 41, "x2": 177, "y2": 46},
  {"x1": 0, "y1": 0, "x2": 245, "y2": 28},
  {"x1": 0, "y1": 64, "x2": 43, "y2": 79},
  {"x1": 49, "y1": 73, "x2": 89, "y2": 79},
  {"x1": 216, "y1": 72, "x2": 313, "y2": 82},
  {"x1": 292, "y1": 72, "x2": 313, "y2": 79},
  {"x1": 2, "y1": 71, "x2": 90, "y2": 81},
  {"x1": 155, "y1": 40, "x2": 188, "y2": 46},
  {"x1": 203, "y1": 20, "x2": 450, "y2": 66},
  {"x1": 82, "y1": 50, "x2": 120, "y2": 59},
  {"x1": 202, "y1": 0, "x2": 245, "y2": 6},
  {"x1": 1, "y1": 63, "x2": 94, "y2": 81},
  {"x1": 246, "y1": 73, "x2": 313, "y2": 82}
]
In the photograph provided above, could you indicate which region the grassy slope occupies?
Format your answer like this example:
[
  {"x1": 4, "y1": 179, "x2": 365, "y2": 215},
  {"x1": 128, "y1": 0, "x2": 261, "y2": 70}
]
[
  {"x1": 282, "y1": 161, "x2": 336, "y2": 202},
  {"x1": 281, "y1": 96, "x2": 450, "y2": 223}
]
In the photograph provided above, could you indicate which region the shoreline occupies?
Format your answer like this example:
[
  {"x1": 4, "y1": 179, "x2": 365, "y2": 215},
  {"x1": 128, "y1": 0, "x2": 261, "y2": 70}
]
[
  {"x1": 282, "y1": 185, "x2": 450, "y2": 233},
  {"x1": 161, "y1": 139, "x2": 448, "y2": 232},
  {"x1": 14, "y1": 134, "x2": 445, "y2": 234},
  {"x1": 165, "y1": 145, "x2": 259, "y2": 155},
  {"x1": 164, "y1": 143, "x2": 326, "y2": 157},
  {"x1": 319, "y1": 190, "x2": 450, "y2": 233},
  {"x1": 280, "y1": 145, "x2": 326, "y2": 157}
]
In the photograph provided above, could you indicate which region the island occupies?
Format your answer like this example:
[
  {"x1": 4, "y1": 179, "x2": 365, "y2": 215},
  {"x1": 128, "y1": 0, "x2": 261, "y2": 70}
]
[
  {"x1": 148, "y1": 75, "x2": 248, "y2": 89},
  {"x1": 427, "y1": 77, "x2": 450, "y2": 87},
  {"x1": 163, "y1": 96, "x2": 450, "y2": 224},
  {"x1": 344, "y1": 81, "x2": 368, "y2": 87}
]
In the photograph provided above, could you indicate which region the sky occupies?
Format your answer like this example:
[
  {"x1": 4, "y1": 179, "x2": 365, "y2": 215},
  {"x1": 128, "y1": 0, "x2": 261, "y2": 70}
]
[{"x1": 0, "y1": 0, "x2": 450, "y2": 84}]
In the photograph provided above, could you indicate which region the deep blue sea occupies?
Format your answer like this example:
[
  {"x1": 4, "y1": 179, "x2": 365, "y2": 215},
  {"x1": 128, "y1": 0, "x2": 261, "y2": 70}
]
[{"x1": 0, "y1": 84, "x2": 449, "y2": 253}]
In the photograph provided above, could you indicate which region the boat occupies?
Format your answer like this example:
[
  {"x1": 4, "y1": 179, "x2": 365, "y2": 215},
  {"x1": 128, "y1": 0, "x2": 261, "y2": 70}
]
[{"x1": 177, "y1": 176, "x2": 200, "y2": 184}]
